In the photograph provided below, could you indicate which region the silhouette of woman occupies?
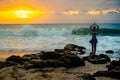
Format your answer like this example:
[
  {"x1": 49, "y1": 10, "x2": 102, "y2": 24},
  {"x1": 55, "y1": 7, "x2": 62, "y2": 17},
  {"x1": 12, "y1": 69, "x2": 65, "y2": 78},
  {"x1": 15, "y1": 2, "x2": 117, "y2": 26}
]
[{"x1": 89, "y1": 23, "x2": 99, "y2": 57}]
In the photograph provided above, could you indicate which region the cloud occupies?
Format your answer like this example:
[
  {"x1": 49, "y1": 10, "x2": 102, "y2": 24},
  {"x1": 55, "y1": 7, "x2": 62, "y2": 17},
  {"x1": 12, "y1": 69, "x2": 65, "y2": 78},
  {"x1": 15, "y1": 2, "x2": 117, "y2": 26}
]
[
  {"x1": 63, "y1": 10, "x2": 81, "y2": 15},
  {"x1": 62, "y1": 9, "x2": 120, "y2": 16},
  {"x1": 87, "y1": 10, "x2": 101, "y2": 15},
  {"x1": 87, "y1": 9, "x2": 120, "y2": 15}
]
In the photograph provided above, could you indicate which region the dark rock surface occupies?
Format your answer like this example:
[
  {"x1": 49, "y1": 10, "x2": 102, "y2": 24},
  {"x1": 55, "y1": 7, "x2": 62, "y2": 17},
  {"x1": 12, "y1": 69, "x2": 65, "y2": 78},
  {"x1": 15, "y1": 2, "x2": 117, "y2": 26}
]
[
  {"x1": 6, "y1": 55, "x2": 23, "y2": 64},
  {"x1": 93, "y1": 59, "x2": 120, "y2": 79},
  {"x1": 82, "y1": 73, "x2": 96, "y2": 80},
  {"x1": 106, "y1": 50, "x2": 114, "y2": 54},
  {"x1": 40, "y1": 51, "x2": 62, "y2": 60},
  {"x1": 0, "y1": 62, "x2": 6, "y2": 69},
  {"x1": 21, "y1": 44, "x2": 86, "y2": 69},
  {"x1": 93, "y1": 70, "x2": 120, "y2": 79},
  {"x1": 54, "y1": 49, "x2": 64, "y2": 53},
  {"x1": 59, "y1": 54, "x2": 85, "y2": 68},
  {"x1": 64, "y1": 44, "x2": 86, "y2": 52},
  {"x1": 83, "y1": 54, "x2": 110, "y2": 64}
]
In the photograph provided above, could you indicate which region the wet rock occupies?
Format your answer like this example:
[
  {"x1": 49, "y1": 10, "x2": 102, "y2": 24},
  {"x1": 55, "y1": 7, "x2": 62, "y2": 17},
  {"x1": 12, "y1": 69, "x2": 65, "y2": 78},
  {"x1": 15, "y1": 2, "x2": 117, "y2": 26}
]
[
  {"x1": 93, "y1": 70, "x2": 120, "y2": 79},
  {"x1": 29, "y1": 60, "x2": 45, "y2": 68},
  {"x1": 99, "y1": 54, "x2": 111, "y2": 62},
  {"x1": 54, "y1": 49, "x2": 64, "y2": 53},
  {"x1": 25, "y1": 59, "x2": 62, "y2": 69},
  {"x1": 64, "y1": 44, "x2": 86, "y2": 52},
  {"x1": 6, "y1": 55, "x2": 23, "y2": 64},
  {"x1": 82, "y1": 73, "x2": 96, "y2": 80},
  {"x1": 59, "y1": 54, "x2": 85, "y2": 68},
  {"x1": 22, "y1": 54, "x2": 40, "y2": 61},
  {"x1": 106, "y1": 50, "x2": 114, "y2": 54},
  {"x1": 88, "y1": 57, "x2": 108, "y2": 64},
  {"x1": 6, "y1": 61, "x2": 18, "y2": 66},
  {"x1": 24, "y1": 63, "x2": 34, "y2": 70},
  {"x1": 60, "y1": 51, "x2": 75, "y2": 56},
  {"x1": 44, "y1": 60, "x2": 60, "y2": 68},
  {"x1": 40, "y1": 51, "x2": 62, "y2": 60},
  {"x1": 83, "y1": 54, "x2": 110, "y2": 64},
  {"x1": 0, "y1": 62, "x2": 6, "y2": 69},
  {"x1": 107, "y1": 59, "x2": 120, "y2": 71},
  {"x1": 93, "y1": 59, "x2": 120, "y2": 79}
]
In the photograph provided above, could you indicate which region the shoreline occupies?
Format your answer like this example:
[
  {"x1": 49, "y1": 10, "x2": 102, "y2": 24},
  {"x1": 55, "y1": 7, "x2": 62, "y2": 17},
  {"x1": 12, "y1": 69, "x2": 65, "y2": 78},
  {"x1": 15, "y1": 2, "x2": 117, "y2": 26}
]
[
  {"x1": 0, "y1": 51, "x2": 119, "y2": 61},
  {"x1": 0, "y1": 44, "x2": 119, "y2": 80}
]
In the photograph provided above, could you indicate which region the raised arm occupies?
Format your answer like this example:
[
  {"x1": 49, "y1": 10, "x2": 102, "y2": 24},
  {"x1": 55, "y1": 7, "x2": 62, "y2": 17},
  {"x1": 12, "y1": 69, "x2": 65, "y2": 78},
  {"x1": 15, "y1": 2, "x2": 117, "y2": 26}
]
[
  {"x1": 96, "y1": 25, "x2": 99, "y2": 31},
  {"x1": 90, "y1": 25, "x2": 93, "y2": 31}
]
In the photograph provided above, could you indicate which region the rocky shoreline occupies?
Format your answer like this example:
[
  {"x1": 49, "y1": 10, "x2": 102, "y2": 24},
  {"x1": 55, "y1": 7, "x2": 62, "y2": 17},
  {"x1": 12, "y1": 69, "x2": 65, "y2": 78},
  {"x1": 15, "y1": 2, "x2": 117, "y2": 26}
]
[{"x1": 0, "y1": 44, "x2": 119, "y2": 80}]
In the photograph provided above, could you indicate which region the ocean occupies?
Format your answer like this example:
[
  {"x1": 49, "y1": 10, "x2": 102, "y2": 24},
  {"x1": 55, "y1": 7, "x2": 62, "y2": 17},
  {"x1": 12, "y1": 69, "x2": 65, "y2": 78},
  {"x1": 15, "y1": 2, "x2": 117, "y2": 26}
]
[{"x1": 0, "y1": 23, "x2": 120, "y2": 59}]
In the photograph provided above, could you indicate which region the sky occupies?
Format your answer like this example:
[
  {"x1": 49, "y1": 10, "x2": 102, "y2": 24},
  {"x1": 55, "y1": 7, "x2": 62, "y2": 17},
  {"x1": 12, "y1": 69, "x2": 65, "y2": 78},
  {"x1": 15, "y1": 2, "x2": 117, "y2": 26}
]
[{"x1": 0, "y1": 0, "x2": 120, "y2": 24}]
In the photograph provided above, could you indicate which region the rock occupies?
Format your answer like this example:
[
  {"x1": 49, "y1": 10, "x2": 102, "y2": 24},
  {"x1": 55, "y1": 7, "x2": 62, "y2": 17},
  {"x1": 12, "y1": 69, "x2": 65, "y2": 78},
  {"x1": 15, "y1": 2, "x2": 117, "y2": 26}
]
[
  {"x1": 22, "y1": 55, "x2": 31, "y2": 61},
  {"x1": 82, "y1": 56, "x2": 89, "y2": 61},
  {"x1": 22, "y1": 54, "x2": 40, "y2": 61},
  {"x1": 54, "y1": 49, "x2": 64, "y2": 53},
  {"x1": 107, "y1": 59, "x2": 120, "y2": 71},
  {"x1": 29, "y1": 60, "x2": 45, "y2": 68},
  {"x1": 64, "y1": 44, "x2": 86, "y2": 52},
  {"x1": 106, "y1": 50, "x2": 114, "y2": 54},
  {"x1": 6, "y1": 55, "x2": 23, "y2": 64},
  {"x1": 93, "y1": 70, "x2": 120, "y2": 79},
  {"x1": 59, "y1": 54, "x2": 85, "y2": 68},
  {"x1": 26, "y1": 59, "x2": 63, "y2": 69},
  {"x1": 82, "y1": 73, "x2": 96, "y2": 80},
  {"x1": 83, "y1": 54, "x2": 110, "y2": 64},
  {"x1": 99, "y1": 54, "x2": 111, "y2": 62},
  {"x1": 6, "y1": 61, "x2": 18, "y2": 66},
  {"x1": 60, "y1": 51, "x2": 75, "y2": 56},
  {"x1": 44, "y1": 60, "x2": 60, "y2": 68},
  {"x1": 93, "y1": 59, "x2": 120, "y2": 79},
  {"x1": 40, "y1": 51, "x2": 62, "y2": 60},
  {"x1": 24, "y1": 63, "x2": 34, "y2": 70},
  {"x1": 88, "y1": 57, "x2": 108, "y2": 64},
  {"x1": 0, "y1": 61, "x2": 6, "y2": 69}
]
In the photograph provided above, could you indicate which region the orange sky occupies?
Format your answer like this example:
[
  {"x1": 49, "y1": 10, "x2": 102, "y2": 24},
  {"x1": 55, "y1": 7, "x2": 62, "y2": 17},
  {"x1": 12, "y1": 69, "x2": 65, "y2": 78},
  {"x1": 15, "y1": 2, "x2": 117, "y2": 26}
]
[{"x1": 0, "y1": 0, "x2": 120, "y2": 24}]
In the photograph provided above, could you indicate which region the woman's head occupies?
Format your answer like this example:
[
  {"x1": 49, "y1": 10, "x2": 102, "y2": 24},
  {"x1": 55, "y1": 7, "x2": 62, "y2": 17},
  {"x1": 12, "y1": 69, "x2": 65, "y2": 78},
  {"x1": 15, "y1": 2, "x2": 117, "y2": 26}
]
[{"x1": 92, "y1": 26, "x2": 97, "y2": 31}]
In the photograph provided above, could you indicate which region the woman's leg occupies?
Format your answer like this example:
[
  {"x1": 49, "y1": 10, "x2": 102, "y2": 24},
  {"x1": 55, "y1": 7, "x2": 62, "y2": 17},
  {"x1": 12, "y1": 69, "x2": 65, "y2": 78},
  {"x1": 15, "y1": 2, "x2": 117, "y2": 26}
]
[
  {"x1": 93, "y1": 44, "x2": 96, "y2": 56},
  {"x1": 92, "y1": 44, "x2": 94, "y2": 54}
]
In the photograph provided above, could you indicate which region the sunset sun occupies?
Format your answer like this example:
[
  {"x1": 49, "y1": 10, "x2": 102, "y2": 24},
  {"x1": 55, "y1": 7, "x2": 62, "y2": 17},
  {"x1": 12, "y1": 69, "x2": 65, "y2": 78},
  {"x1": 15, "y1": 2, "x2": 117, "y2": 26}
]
[{"x1": 14, "y1": 10, "x2": 33, "y2": 18}]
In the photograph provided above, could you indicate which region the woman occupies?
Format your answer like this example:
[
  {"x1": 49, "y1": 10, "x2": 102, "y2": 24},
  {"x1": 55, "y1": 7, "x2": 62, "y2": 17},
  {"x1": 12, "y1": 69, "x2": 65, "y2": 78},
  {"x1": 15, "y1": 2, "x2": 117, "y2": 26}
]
[{"x1": 89, "y1": 23, "x2": 99, "y2": 57}]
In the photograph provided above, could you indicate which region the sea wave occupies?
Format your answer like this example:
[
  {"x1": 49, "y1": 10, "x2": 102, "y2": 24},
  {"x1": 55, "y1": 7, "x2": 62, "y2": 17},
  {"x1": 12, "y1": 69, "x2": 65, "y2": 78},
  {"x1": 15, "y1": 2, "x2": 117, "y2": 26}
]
[
  {"x1": 0, "y1": 27, "x2": 120, "y2": 37},
  {"x1": 72, "y1": 28, "x2": 120, "y2": 36}
]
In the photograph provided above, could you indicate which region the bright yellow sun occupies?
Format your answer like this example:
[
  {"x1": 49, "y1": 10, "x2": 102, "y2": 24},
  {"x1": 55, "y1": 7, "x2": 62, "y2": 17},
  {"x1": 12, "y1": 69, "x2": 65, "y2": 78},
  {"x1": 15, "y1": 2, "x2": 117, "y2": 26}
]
[
  {"x1": 13, "y1": 10, "x2": 46, "y2": 19},
  {"x1": 14, "y1": 10, "x2": 31, "y2": 18}
]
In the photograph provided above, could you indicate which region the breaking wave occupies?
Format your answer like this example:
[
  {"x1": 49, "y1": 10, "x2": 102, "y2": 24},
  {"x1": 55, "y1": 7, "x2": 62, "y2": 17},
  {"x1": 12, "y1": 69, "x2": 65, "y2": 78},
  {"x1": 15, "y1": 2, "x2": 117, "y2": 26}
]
[{"x1": 0, "y1": 27, "x2": 120, "y2": 37}]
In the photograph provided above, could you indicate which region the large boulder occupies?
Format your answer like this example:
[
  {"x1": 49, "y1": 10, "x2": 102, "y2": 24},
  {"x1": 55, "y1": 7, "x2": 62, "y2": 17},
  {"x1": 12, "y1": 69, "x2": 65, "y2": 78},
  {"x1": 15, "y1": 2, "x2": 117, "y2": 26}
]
[
  {"x1": 6, "y1": 55, "x2": 23, "y2": 64},
  {"x1": 59, "y1": 54, "x2": 85, "y2": 68},
  {"x1": 40, "y1": 51, "x2": 62, "y2": 60},
  {"x1": 64, "y1": 44, "x2": 86, "y2": 52}
]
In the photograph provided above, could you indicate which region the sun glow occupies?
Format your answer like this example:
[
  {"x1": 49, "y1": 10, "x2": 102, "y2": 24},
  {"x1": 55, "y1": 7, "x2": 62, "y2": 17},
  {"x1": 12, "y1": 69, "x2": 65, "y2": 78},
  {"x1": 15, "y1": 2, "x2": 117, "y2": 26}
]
[
  {"x1": 14, "y1": 10, "x2": 31, "y2": 18},
  {"x1": 13, "y1": 10, "x2": 46, "y2": 19},
  {"x1": 0, "y1": 4, "x2": 51, "y2": 23}
]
